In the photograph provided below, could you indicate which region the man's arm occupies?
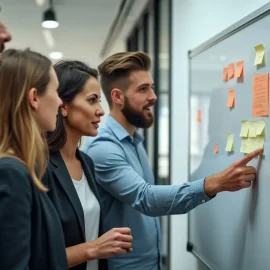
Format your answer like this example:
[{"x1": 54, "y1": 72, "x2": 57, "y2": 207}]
[
  {"x1": 88, "y1": 140, "x2": 211, "y2": 217},
  {"x1": 88, "y1": 140, "x2": 262, "y2": 217}
]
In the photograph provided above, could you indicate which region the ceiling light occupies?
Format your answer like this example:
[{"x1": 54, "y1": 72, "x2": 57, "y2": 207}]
[
  {"x1": 36, "y1": 0, "x2": 45, "y2": 7},
  {"x1": 42, "y1": 8, "x2": 59, "y2": 28},
  {"x1": 49, "y1": 52, "x2": 63, "y2": 60}
]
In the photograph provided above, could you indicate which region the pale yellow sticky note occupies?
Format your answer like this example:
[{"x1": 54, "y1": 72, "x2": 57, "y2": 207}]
[
  {"x1": 240, "y1": 137, "x2": 249, "y2": 153},
  {"x1": 240, "y1": 121, "x2": 250, "y2": 137},
  {"x1": 225, "y1": 134, "x2": 234, "y2": 152},
  {"x1": 248, "y1": 137, "x2": 257, "y2": 153},
  {"x1": 254, "y1": 44, "x2": 265, "y2": 65},
  {"x1": 256, "y1": 120, "x2": 265, "y2": 136},
  {"x1": 248, "y1": 136, "x2": 264, "y2": 154},
  {"x1": 249, "y1": 121, "x2": 257, "y2": 137}
]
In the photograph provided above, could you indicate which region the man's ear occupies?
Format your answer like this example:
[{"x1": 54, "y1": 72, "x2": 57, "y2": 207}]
[
  {"x1": 111, "y1": 88, "x2": 125, "y2": 106},
  {"x1": 28, "y1": 88, "x2": 39, "y2": 110}
]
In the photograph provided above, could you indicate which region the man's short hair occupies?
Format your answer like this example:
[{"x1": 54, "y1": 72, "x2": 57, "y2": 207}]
[{"x1": 98, "y1": 51, "x2": 151, "y2": 108}]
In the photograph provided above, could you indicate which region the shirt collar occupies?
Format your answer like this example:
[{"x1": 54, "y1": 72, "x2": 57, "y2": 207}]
[{"x1": 106, "y1": 115, "x2": 144, "y2": 144}]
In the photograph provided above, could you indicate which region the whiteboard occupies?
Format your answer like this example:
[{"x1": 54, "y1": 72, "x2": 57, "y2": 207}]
[{"x1": 188, "y1": 3, "x2": 270, "y2": 270}]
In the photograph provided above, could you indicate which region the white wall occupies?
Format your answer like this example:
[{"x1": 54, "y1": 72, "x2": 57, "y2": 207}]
[{"x1": 171, "y1": 1, "x2": 270, "y2": 270}]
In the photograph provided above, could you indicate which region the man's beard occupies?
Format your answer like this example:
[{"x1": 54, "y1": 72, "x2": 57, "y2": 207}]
[{"x1": 121, "y1": 96, "x2": 154, "y2": 128}]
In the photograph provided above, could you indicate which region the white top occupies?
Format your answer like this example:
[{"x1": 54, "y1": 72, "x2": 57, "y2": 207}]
[{"x1": 72, "y1": 171, "x2": 100, "y2": 270}]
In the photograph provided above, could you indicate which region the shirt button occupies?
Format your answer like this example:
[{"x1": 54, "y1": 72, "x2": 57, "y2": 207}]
[{"x1": 202, "y1": 200, "x2": 206, "y2": 203}]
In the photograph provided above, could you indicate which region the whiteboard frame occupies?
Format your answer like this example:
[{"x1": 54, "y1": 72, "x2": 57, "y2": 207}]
[{"x1": 187, "y1": 2, "x2": 270, "y2": 269}]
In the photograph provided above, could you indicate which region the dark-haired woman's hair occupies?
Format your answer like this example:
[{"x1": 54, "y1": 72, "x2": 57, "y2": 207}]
[{"x1": 46, "y1": 60, "x2": 98, "y2": 152}]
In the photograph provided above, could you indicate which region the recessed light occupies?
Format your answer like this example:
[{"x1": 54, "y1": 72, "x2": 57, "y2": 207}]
[{"x1": 49, "y1": 52, "x2": 63, "y2": 60}]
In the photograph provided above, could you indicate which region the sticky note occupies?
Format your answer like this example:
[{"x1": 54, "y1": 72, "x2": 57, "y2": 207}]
[
  {"x1": 225, "y1": 134, "x2": 234, "y2": 152},
  {"x1": 235, "y1": 61, "x2": 244, "y2": 78},
  {"x1": 256, "y1": 120, "x2": 265, "y2": 136},
  {"x1": 252, "y1": 73, "x2": 269, "y2": 117},
  {"x1": 248, "y1": 136, "x2": 264, "y2": 153},
  {"x1": 223, "y1": 67, "x2": 228, "y2": 81},
  {"x1": 196, "y1": 110, "x2": 201, "y2": 122},
  {"x1": 214, "y1": 144, "x2": 218, "y2": 154},
  {"x1": 249, "y1": 121, "x2": 257, "y2": 137},
  {"x1": 226, "y1": 89, "x2": 235, "y2": 108},
  {"x1": 254, "y1": 44, "x2": 265, "y2": 65},
  {"x1": 240, "y1": 137, "x2": 249, "y2": 153},
  {"x1": 228, "y1": 63, "x2": 234, "y2": 80},
  {"x1": 240, "y1": 120, "x2": 250, "y2": 137}
]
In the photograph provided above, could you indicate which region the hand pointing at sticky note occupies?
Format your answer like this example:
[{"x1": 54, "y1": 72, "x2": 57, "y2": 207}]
[{"x1": 204, "y1": 147, "x2": 263, "y2": 197}]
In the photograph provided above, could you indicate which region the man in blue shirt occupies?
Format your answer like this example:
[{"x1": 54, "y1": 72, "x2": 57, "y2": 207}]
[{"x1": 83, "y1": 51, "x2": 262, "y2": 270}]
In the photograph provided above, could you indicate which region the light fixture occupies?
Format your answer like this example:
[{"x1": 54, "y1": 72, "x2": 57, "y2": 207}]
[
  {"x1": 49, "y1": 52, "x2": 63, "y2": 60},
  {"x1": 41, "y1": 0, "x2": 59, "y2": 29}
]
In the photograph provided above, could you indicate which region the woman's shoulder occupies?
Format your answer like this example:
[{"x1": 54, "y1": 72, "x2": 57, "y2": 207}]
[
  {"x1": 0, "y1": 156, "x2": 30, "y2": 175},
  {"x1": 0, "y1": 156, "x2": 33, "y2": 192}
]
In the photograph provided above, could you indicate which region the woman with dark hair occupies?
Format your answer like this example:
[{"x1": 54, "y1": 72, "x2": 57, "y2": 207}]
[
  {"x1": 0, "y1": 49, "x2": 67, "y2": 269},
  {"x1": 44, "y1": 60, "x2": 132, "y2": 270}
]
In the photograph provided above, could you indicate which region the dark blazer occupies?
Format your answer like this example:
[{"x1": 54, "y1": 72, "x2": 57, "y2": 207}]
[
  {"x1": 0, "y1": 157, "x2": 68, "y2": 270},
  {"x1": 43, "y1": 149, "x2": 108, "y2": 270}
]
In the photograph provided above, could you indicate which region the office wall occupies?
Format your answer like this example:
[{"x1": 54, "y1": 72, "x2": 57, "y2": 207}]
[{"x1": 170, "y1": 1, "x2": 270, "y2": 270}]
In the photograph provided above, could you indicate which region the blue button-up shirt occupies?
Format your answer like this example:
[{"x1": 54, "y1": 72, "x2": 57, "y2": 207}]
[{"x1": 83, "y1": 116, "x2": 211, "y2": 270}]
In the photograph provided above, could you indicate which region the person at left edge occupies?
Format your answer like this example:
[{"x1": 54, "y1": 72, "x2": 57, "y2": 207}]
[
  {"x1": 0, "y1": 21, "x2": 11, "y2": 52},
  {"x1": 0, "y1": 48, "x2": 68, "y2": 269}
]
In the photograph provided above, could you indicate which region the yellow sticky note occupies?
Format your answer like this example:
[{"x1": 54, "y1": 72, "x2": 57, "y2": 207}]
[
  {"x1": 248, "y1": 136, "x2": 264, "y2": 154},
  {"x1": 254, "y1": 44, "x2": 265, "y2": 65},
  {"x1": 256, "y1": 120, "x2": 265, "y2": 136},
  {"x1": 240, "y1": 121, "x2": 250, "y2": 137},
  {"x1": 248, "y1": 137, "x2": 257, "y2": 153},
  {"x1": 240, "y1": 137, "x2": 249, "y2": 153},
  {"x1": 249, "y1": 121, "x2": 257, "y2": 137},
  {"x1": 225, "y1": 134, "x2": 234, "y2": 152}
]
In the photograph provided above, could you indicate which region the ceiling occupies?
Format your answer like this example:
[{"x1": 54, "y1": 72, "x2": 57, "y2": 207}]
[{"x1": 0, "y1": 0, "x2": 122, "y2": 67}]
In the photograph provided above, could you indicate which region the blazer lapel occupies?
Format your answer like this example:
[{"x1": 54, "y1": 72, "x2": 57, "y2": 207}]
[{"x1": 50, "y1": 151, "x2": 85, "y2": 240}]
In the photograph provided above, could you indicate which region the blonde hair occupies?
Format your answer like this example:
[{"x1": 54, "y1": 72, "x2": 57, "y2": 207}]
[
  {"x1": 98, "y1": 51, "x2": 151, "y2": 108},
  {"x1": 0, "y1": 49, "x2": 52, "y2": 191}
]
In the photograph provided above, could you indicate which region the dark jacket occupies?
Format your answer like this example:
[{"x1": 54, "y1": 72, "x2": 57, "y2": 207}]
[
  {"x1": 43, "y1": 150, "x2": 108, "y2": 270},
  {"x1": 0, "y1": 157, "x2": 68, "y2": 270}
]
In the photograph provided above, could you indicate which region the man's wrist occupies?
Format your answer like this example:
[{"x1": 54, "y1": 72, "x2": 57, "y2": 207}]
[{"x1": 204, "y1": 174, "x2": 221, "y2": 197}]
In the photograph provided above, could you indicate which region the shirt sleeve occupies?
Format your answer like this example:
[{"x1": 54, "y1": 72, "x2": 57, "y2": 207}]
[
  {"x1": 0, "y1": 165, "x2": 32, "y2": 269},
  {"x1": 88, "y1": 140, "x2": 212, "y2": 217}
]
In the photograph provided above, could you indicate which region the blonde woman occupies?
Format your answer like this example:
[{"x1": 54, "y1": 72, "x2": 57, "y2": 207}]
[{"x1": 0, "y1": 49, "x2": 68, "y2": 269}]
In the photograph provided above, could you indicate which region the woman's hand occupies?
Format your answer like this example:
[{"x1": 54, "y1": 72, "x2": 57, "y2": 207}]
[{"x1": 88, "y1": 227, "x2": 132, "y2": 259}]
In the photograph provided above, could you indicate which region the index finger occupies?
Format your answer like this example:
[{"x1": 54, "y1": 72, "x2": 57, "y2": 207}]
[
  {"x1": 114, "y1": 227, "x2": 131, "y2": 235},
  {"x1": 234, "y1": 147, "x2": 263, "y2": 166}
]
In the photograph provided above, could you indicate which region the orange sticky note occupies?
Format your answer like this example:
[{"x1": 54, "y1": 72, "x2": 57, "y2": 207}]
[
  {"x1": 226, "y1": 89, "x2": 235, "y2": 108},
  {"x1": 214, "y1": 144, "x2": 218, "y2": 154},
  {"x1": 235, "y1": 60, "x2": 244, "y2": 78},
  {"x1": 196, "y1": 110, "x2": 201, "y2": 122},
  {"x1": 252, "y1": 73, "x2": 269, "y2": 117},
  {"x1": 223, "y1": 67, "x2": 228, "y2": 81},
  {"x1": 228, "y1": 63, "x2": 234, "y2": 80}
]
